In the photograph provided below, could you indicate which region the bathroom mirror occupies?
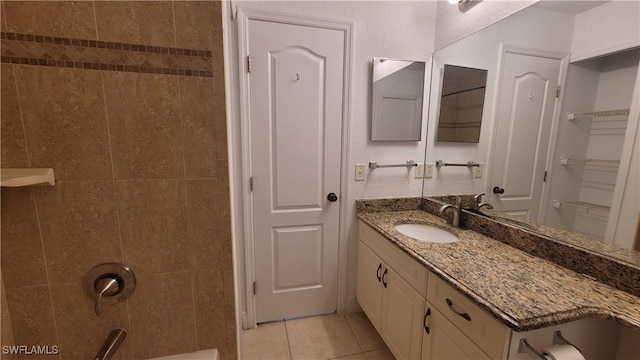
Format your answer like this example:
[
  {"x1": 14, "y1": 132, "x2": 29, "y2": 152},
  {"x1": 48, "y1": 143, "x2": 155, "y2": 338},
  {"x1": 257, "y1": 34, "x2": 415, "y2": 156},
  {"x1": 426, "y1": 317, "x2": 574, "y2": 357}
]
[
  {"x1": 422, "y1": 1, "x2": 640, "y2": 263},
  {"x1": 371, "y1": 57, "x2": 426, "y2": 141},
  {"x1": 436, "y1": 64, "x2": 487, "y2": 143}
]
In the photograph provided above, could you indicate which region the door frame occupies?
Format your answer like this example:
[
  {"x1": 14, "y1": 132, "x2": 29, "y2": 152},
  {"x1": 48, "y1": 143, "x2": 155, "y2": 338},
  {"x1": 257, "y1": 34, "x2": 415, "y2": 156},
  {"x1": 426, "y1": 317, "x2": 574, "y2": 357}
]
[
  {"x1": 235, "y1": 8, "x2": 353, "y2": 328},
  {"x1": 485, "y1": 44, "x2": 569, "y2": 222}
]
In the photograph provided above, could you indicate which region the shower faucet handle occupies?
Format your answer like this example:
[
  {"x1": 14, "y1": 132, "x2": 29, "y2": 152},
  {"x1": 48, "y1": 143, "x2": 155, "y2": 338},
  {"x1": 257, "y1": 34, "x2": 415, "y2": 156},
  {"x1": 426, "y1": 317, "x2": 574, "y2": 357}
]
[
  {"x1": 84, "y1": 263, "x2": 136, "y2": 317},
  {"x1": 95, "y1": 277, "x2": 120, "y2": 316}
]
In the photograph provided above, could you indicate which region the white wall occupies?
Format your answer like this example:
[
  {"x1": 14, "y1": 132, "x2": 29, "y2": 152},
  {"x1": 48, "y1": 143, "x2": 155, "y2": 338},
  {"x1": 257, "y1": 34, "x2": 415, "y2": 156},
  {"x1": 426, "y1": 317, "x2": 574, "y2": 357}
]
[
  {"x1": 423, "y1": 7, "x2": 575, "y2": 197},
  {"x1": 434, "y1": 0, "x2": 538, "y2": 50},
  {"x1": 226, "y1": 0, "x2": 437, "y2": 318},
  {"x1": 571, "y1": 0, "x2": 640, "y2": 62}
]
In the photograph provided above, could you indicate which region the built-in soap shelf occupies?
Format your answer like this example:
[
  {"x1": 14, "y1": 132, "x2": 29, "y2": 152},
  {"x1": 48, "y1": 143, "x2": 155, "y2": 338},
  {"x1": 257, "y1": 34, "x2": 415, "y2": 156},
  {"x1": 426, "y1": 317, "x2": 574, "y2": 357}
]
[
  {"x1": 1, "y1": 168, "x2": 55, "y2": 187},
  {"x1": 553, "y1": 200, "x2": 610, "y2": 218},
  {"x1": 560, "y1": 156, "x2": 620, "y2": 171},
  {"x1": 566, "y1": 108, "x2": 629, "y2": 135}
]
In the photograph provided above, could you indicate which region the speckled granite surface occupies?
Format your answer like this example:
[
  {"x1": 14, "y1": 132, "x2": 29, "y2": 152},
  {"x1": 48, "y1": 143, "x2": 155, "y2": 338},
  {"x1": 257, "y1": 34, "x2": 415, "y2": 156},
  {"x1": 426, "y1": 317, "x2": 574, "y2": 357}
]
[
  {"x1": 356, "y1": 205, "x2": 640, "y2": 332},
  {"x1": 422, "y1": 197, "x2": 640, "y2": 297}
]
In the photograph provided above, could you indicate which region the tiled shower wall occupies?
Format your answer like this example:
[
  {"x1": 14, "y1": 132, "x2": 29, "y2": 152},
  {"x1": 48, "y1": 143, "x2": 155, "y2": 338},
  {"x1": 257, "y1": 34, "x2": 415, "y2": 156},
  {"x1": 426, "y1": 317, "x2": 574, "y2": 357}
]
[{"x1": 0, "y1": 1, "x2": 235, "y2": 359}]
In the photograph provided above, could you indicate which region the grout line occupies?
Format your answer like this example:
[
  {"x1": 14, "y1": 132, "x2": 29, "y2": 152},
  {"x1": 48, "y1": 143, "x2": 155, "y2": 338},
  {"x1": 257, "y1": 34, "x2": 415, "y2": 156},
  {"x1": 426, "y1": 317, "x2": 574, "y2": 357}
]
[
  {"x1": 96, "y1": 71, "x2": 122, "y2": 258},
  {"x1": 344, "y1": 313, "x2": 365, "y2": 354},
  {"x1": 10, "y1": 63, "x2": 32, "y2": 168},
  {"x1": 30, "y1": 187, "x2": 61, "y2": 358},
  {"x1": 91, "y1": 0, "x2": 99, "y2": 40},
  {"x1": 283, "y1": 319, "x2": 293, "y2": 360}
]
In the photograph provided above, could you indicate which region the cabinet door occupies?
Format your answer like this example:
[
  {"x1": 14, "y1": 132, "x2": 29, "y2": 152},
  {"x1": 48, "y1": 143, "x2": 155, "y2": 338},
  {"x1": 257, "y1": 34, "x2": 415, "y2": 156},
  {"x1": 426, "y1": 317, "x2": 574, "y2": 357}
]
[
  {"x1": 356, "y1": 241, "x2": 384, "y2": 329},
  {"x1": 421, "y1": 302, "x2": 491, "y2": 360},
  {"x1": 382, "y1": 268, "x2": 425, "y2": 360}
]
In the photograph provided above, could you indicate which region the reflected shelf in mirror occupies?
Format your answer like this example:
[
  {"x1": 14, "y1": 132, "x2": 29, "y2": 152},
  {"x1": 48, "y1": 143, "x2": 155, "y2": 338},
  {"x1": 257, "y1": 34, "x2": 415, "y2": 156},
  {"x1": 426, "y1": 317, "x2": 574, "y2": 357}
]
[{"x1": 421, "y1": 1, "x2": 640, "y2": 258}]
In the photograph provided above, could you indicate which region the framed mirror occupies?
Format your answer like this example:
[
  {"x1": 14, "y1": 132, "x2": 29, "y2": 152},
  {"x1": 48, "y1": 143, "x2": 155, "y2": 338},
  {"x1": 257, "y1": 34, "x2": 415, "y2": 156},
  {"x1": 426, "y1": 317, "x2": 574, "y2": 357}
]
[
  {"x1": 371, "y1": 57, "x2": 426, "y2": 141},
  {"x1": 436, "y1": 64, "x2": 488, "y2": 143}
]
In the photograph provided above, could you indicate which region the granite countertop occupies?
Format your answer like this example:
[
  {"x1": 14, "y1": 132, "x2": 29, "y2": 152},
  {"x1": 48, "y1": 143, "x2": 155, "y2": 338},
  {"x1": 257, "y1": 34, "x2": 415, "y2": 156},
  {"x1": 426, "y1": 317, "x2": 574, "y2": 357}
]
[{"x1": 357, "y1": 209, "x2": 640, "y2": 332}]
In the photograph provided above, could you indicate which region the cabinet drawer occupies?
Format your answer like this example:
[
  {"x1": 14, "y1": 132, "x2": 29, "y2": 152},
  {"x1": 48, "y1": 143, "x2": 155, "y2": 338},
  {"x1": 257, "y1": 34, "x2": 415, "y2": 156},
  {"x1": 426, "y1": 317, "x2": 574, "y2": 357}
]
[
  {"x1": 427, "y1": 274, "x2": 510, "y2": 360},
  {"x1": 359, "y1": 221, "x2": 427, "y2": 296}
]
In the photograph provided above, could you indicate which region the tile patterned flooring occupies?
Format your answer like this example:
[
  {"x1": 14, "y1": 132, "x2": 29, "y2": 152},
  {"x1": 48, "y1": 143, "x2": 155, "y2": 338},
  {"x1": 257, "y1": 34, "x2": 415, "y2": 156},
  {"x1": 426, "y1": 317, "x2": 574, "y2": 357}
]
[{"x1": 241, "y1": 312, "x2": 396, "y2": 360}]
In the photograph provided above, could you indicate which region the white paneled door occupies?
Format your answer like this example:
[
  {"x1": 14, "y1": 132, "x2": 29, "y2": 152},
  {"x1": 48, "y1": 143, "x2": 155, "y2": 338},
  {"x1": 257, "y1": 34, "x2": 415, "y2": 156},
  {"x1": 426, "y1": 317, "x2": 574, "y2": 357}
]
[
  {"x1": 247, "y1": 19, "x2": 345, "y2": 323},
  {"x1": 488, "y1": 48, "x2": 563, "y2": 221}
]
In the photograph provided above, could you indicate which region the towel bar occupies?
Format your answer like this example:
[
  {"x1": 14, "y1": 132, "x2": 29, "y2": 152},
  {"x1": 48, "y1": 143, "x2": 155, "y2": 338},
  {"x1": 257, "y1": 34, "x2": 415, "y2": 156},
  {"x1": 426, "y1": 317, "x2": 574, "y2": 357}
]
[
  {"x1": 369, "y1": 160, "x2": 417, "y2": 169},
  {"x1": 435, "y1": 160, "x2": 479, "y2": 168}
]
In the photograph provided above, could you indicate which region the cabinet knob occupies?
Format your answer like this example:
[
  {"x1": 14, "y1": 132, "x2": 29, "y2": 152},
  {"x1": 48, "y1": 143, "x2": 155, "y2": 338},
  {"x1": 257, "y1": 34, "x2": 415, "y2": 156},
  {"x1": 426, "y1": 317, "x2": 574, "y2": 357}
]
[
  {"x1": 492, "y1": 186, "x2": 505, "y2": 194},
  {"x1": 327, "y1": 193, "x2": 338, "y2": 202}
]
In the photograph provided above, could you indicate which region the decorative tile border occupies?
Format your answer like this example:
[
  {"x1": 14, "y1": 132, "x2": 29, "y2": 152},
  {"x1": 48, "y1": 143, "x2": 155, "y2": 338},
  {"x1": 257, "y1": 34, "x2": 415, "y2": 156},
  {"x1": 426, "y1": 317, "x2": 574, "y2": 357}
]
[{"x1": 1, "y1": 32, "x2": 213, "y2": 77}]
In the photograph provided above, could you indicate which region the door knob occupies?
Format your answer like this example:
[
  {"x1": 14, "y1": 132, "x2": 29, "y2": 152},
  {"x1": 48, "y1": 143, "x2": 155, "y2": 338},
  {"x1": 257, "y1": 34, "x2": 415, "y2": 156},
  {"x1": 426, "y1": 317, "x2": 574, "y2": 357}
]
[
  {"x1": 492, "y1": 186, "x2": 505, "y2": 194},
  {"x1": 327, "y1": 193, "x2": 338, "y2": 202}
]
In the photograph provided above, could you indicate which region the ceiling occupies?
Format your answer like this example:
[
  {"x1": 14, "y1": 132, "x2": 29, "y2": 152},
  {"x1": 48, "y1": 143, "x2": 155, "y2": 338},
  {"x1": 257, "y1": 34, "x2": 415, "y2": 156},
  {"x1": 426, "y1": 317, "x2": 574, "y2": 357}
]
[{"x1": 533, "y1": 0, "x2": 609, "y2": 15}]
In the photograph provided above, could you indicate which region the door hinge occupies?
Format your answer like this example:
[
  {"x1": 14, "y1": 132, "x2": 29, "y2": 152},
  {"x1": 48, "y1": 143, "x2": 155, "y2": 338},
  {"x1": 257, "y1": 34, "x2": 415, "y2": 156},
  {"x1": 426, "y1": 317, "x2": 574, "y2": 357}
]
[
  {"x1": 249, "y1": 176, "x2": 254, "y2": 191},
  {"x1": 252, "y1": 281, "x2": 256, "y2": 295},
  {"x1": 555, "y1": 85, "x2": 561, "y2": 98},
  {"x1": 543, "y1": 170, "x2": 548, "y2": 182},
  {"x1": 247, "y1": 55, "x2": 252, "y2": 73}
]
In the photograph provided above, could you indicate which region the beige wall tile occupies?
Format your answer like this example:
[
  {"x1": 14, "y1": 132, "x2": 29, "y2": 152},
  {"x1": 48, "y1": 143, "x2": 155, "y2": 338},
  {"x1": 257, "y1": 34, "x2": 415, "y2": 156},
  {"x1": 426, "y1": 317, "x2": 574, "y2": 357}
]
[
  {"x1": 1, "y1": 275, "x2": 16, "y2": 351},
  {"x1": 50, "y1": 282, "x2": 132, "y2": 360},
  {"x1": 180, "y1": 77, "x2": 217, "y2": 178},
  {"x1": 13, "y1": 65, "x2": 112, "y2": 181},
  {"x1": 103, "y1": 72, "x2": 184, "y2": 179},
  {"x1": 116, "y1": 180, "x2": 189, "y2": 274},
  {"x1": 35, "y1": 181, "x2": 122, "y2": 284},
  {"x1": 1, "y1": 64, "x2": 29, "y2": 168},
  {"x1": 216, "y1": 160, "x2": 230, "y2": 216},
  {"x1": 193, "y1": 269, "x2": 226, "y2": 351},
  {"x1": 214, "y1": 95, "x2": 228, "y2": 161},
  {"x1": 95, "y1": 1, "x2": 175, "y2": 48},
  {"x1": 1, "y1": 188, "x2": 47, "y2": 289},
  {"x1": 212, "y1": 51, "x2": 225, "y2": 97},
  {"x1": 3, "y1": 0, "x2": 97, "y2": 39},
  {"x1": 223, "y1": 269, "x2": 237, "y2": 360},
  {"x1": 5, "y1": 286, "x2": 60, "y2": 360},
  {"x1": 128, "y1": 271, "x2": 196, "y2": 359},
  {"x1": 186, "y1": 179, "x2": 222, "y2": 270},
  {"x1": 1, "y1": 2, "x2": 7, "y2": 31},
  {"x1": 174, "y1": 1, "x2": 219, "y2": 50}
]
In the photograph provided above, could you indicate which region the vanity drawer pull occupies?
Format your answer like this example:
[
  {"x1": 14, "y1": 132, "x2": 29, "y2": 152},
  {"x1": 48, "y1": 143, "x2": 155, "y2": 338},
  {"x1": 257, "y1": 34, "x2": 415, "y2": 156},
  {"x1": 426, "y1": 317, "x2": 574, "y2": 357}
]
[
  {"x1": 446, "y1": 298, "x2": 471, "y2": 321},
  {"x1": 382, "y1": 268, "x2": 388, "y2": 288},
  {"x1": 423, "y1": 307, "x2": 431, "y2": 334},
  {"x1": 376, "y1": 263, "x2": 382, "y2": 282}
]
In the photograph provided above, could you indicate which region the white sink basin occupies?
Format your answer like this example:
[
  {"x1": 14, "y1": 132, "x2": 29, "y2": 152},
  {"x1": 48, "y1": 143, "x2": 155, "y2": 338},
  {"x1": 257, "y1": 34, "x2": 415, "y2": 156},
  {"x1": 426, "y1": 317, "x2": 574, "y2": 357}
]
[{"x1": 394, "y1": 223, "x2": 459, "y2": 243}]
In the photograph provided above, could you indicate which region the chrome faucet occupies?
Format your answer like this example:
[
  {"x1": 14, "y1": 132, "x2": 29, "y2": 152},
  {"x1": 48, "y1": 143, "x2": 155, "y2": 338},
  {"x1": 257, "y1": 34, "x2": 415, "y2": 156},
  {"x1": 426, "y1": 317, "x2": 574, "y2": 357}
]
[
  {"x1": 439, "y1": 196, "x2": 462, "y2": 227},
  {"x1": 472, "y1": 193, "x2": 494, "y2": 211}
]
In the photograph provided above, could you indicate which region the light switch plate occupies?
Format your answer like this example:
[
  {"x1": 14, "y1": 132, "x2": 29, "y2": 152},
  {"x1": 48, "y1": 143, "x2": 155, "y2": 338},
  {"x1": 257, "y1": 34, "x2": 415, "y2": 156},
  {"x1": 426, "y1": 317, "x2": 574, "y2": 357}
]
[
  {"x1": 415, "y1": 164, "x2": 424, "y2": 178},
  {"x1": 425, "y1": 163, "x2": 434, "y2": 178},
  {"x1": 355, "y1": 164, "x2": 366, "y2": 181},
  {"x1": 474, "y1": 164, "x2": 483, "y2": 178}
]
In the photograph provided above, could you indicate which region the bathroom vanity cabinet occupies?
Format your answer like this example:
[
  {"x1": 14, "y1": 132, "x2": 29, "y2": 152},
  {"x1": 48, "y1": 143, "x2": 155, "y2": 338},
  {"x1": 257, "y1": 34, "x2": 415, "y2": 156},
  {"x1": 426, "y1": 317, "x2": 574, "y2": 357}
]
[
  {"x1": 356, "y1": 216, "x2": 637, "y2": 359},
  {"x1": 357, "y1": 221, "x2": 509, "y2": 360}
]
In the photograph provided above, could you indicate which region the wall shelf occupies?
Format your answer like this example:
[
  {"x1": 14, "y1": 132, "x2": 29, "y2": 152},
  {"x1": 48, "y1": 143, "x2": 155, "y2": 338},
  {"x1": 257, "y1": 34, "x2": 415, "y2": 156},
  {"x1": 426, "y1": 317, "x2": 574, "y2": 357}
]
[
  {"x1": 553, "y1": 200, "x2": 610, "y2": 218},
  {"x1": 566, "y1": 109, "x2": 629, "y2": 135},
  {"x1": 566, "y1": 108, "x2": 629, "y2": 120},
  {"x1": 1, "y1": 168, "x2": 55, "y2": 187},
  {"x1": 560, "y1": 157, "x2": 620, "y2": 170}
]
